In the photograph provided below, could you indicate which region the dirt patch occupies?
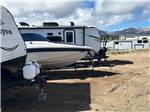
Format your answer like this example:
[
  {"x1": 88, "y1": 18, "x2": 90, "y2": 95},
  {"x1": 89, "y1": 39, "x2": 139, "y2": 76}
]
[{"x1": 3, "y1": 50, "x2": 150, "y2": 112}]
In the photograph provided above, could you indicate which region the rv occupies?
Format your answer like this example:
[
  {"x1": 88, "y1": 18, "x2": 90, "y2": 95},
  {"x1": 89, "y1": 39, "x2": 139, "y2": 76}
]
[
  {"x1": 0, "y1": 6, "x2": 41, "y2": 88},
  {"x1": 19, "y1": 22, "x2": 107, "y2": 60},
  {"x1": 0, "y1": 6, "x2": 27, "y2": 76},
  {"x1": 105, "y1": 39, "x2": 149, "y2": 51}
]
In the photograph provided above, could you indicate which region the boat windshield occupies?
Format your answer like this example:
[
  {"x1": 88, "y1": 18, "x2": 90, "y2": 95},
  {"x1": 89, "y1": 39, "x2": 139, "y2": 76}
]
[{"x1": 21, "y1": 33, "x2": 48, "y2": 41}]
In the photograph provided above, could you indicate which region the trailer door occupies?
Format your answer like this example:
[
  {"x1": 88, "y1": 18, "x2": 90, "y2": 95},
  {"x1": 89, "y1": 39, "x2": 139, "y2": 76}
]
[
  {"x1": 114, "y1": 41, "x2": 119, "y2": 50},
  {"x1": 64, "y1": 30, "x2": 75, "y2": 44}
]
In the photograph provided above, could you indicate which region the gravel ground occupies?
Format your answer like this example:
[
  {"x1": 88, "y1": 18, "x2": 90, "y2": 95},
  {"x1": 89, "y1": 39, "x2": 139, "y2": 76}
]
[{"x1": 3, "y1": 50, "x2": 150, "y2": 112}]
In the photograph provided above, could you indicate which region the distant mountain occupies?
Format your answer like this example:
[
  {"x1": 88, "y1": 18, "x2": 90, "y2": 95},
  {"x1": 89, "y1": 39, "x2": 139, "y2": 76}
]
[{"x1": 112, "y1": 27, "x2": 150, "y2": 36}]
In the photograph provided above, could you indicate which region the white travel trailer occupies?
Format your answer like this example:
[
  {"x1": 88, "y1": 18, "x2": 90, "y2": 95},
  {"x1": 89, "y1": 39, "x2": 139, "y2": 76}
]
[
  {"x1": 105, "y1": 39, "x2": 149, "y2": 50},
  {"x1": 113, "y1": 39, "x2": 149, "y2": 50},
  {"x1": 0, "y1": 6, "x2": 41, "y2": 85},
  {"x1": 19, "y1": 22, "x2": 107, "y2": 59},
  {"x1": 0, "y1": 6, "x2": 27, "y2": 77},
  {"x1": 119, "y1": 35, "x2": 150, "y2": 40}
]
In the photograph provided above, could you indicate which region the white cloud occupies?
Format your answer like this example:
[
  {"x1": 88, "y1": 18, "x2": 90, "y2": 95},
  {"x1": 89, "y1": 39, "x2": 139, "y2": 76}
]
[
  {"x1": 0, "y1": 0, "x2": 83, "y2": 17},
  {"x1": 143, "y1": 10, "x2": 150, "y2": 15},
  {"x1": 103, "y1": 14, "x2": 133, "y2": 26},
  {"x1": 95, "y1": 0, "x2": 148, "y2": 15},
  {"x1": 142, "y1": 4, "x2": 150, "y2": 16},
  {"x1": 49, "y1": 8, "x2": 133, "y2": 28},
  {"x1": 0, "y1": 0, "x2": 149, "y2": 30}
]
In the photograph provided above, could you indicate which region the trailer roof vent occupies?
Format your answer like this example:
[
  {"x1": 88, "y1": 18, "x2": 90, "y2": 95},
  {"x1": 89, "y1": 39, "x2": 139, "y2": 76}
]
[
  {"x1": 69, "y1": 22, "x2": 75, "y2": 26},
  {"x1": 19, "y1": 22, "x2": 29, "y2": 27},
  {"x1": 43, "y1": 22, "x2": 59, "y2": 27}
]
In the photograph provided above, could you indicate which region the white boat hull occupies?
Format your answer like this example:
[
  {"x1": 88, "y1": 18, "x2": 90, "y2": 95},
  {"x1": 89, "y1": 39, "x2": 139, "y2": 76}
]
[
  {"x1": 25, "y1": 41, "x2": 91, "y2": 69},
  {"x1": 26, "y1": 51, "x2": 87, "y2": 69}
]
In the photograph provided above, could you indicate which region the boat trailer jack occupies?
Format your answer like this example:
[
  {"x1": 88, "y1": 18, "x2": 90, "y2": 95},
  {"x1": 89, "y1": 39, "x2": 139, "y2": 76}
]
[{"x1": 37, "y1": 75, "x2": 48, "y2": 102}]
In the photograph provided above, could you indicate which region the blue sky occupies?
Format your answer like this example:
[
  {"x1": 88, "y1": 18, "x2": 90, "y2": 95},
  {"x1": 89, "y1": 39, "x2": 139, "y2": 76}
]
[{"x1": 0, "y1": 0, "x2": 150, "y2": 32}]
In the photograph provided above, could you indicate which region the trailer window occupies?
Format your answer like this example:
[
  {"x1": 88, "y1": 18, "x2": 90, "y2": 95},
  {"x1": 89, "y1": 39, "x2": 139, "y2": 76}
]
[
  {"x1": 115, "y1": 42, "x2": 119, "y2": 44},
  {"x1": 143, "y1": 40, "x2": 148, "y2": 43},
  {"x1": 47, "y1": 33, "x2": 53, "y2": 35},
  {"x1": 142, "y1": 37, "x2": 147, "y2": 40},
  {"x1": 58, "y1": 32, "x2": 61, "y2": 35},
  {"x1": 137, "y1": 40, "x2": 142, "y2": 43},
  {"x1": 47, "y1": 36, "x2": 62, "y2": 42},
  {"x1": 21, "y1": 33, "x2": 47, "y2": 41},
  {"x1": 66, "y1": 32, "x2": 73, "y2": 42}
]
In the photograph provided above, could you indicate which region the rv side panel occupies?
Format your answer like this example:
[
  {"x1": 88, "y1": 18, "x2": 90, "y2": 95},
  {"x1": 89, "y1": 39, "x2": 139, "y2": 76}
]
[
  {"x1": 74, "y1": 28, "x2": 83, "y2": 45},
  {"x1": 1, "y1": 6, "x2": 27, "y2": 74},
  {"x1": 85, "y1": 27, "x2": 101, "y2": 52}
]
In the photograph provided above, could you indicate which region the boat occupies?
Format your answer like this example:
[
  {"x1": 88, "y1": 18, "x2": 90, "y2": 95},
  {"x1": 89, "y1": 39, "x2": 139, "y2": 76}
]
[{"x1": 21, "y1": 33, "x2": 92, "y2": 69}]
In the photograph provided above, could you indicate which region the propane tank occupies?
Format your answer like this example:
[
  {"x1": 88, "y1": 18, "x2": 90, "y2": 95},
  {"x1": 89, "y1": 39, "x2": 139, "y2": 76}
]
[{"x1": 23, "y1": 61, "x2": 40, "y2": 80}]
